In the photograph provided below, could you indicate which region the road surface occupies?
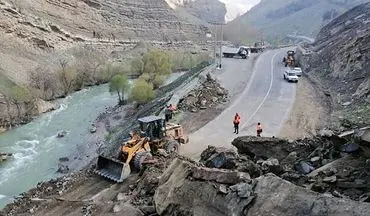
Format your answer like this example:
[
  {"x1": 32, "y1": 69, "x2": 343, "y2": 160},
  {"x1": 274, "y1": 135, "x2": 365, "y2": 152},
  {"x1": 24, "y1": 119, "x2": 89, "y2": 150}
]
[{"x1": 181, "y1": 49, "x2": 297, "y2": 159}]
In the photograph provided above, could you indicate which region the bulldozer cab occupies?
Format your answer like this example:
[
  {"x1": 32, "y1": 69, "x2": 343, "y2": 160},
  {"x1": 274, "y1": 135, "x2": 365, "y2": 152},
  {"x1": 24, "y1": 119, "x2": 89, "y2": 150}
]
[
  {"x1": 287, "y1": 50, "x2": 295, "y2": 56},
  {"x1": 138, "y1": 116, "x2": 165, "y2": 140}
]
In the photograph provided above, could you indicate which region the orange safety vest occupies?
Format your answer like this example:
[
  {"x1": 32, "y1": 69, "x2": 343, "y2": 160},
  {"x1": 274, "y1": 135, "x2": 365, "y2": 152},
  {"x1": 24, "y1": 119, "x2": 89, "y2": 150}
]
[
  {"x1": 233, "y1": 116, "x2": 240, "y2": 124},
  {"x1": 257, "y1": 125, "x2": 262, "y2": 131}
]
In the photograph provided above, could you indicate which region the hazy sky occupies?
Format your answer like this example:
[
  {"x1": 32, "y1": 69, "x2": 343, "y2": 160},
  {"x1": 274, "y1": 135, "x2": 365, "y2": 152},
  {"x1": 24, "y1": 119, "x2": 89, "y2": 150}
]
[{"x1": 219, "y1": 0, "x2": 261, "y2": 22}]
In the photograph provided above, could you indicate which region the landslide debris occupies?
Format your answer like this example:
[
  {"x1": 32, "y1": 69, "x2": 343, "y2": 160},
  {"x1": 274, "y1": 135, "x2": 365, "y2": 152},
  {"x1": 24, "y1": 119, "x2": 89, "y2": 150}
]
[
  {"x1": 3, "y1": 131, "x2": 370, "y2": 216},
  {"x1": 178, "y1": 73, "x2": 228, "y2": 112}
]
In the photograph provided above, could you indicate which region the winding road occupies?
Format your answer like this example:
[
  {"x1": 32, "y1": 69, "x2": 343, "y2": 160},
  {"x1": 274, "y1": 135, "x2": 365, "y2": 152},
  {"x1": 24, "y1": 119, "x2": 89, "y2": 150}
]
[{"x1": 181, "y1": 49, "x2": 297, "y2": 159}]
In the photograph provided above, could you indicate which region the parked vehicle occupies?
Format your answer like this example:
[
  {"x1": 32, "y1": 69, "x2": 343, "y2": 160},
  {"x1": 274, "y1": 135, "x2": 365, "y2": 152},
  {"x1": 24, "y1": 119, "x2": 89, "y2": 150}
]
[
  {"x1": 222, "y1": 46, "x2": 250, "y2": 59},
  {"x1": 292, "y1": 67, "x2": 302, "y2": 76},
  {"x1": 283, "y1": 70, "x2": 299, "y2": 83}
]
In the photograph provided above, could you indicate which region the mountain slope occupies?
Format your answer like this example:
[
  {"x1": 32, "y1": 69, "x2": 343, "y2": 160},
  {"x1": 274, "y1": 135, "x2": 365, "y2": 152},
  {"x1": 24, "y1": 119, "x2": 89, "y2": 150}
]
[
  {"x1": 298, "y1": 2, "x2": 370, "y2": 127},
  {"x1": 0, "y1": 0, "x2": 209, "y2": 129},
  {"x1": 225, "y1": 0, "x2": 369, "y2": 43},
  {"x1": 166, "y1": 0, "x2": 226, "y2": 23}
]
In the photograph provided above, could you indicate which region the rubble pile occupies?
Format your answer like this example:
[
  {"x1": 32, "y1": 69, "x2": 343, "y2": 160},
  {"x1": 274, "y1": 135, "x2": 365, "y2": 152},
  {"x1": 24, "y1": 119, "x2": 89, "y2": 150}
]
[
  {"x1": 178, "y1": 73, "x2": 228, "y2": 112},
  {"x1": 1, "y1": 170, "x2": 94, "y2": 216},
  {"x1": 229, "y1": 135, "x2": 370, "y2": 202},
  {"x1": 2, "y1": 131, "x2": 370, "y2": 216}
]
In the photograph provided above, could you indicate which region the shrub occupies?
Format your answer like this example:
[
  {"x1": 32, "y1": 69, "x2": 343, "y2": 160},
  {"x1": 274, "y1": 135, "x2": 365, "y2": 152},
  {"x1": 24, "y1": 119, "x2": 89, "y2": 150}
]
[
  {"x1": 109, "y1": 74, "x2": 130, "y2": 105},
  {"x1": 129, "y1": 79, "x2": 155, "y2": 105}
]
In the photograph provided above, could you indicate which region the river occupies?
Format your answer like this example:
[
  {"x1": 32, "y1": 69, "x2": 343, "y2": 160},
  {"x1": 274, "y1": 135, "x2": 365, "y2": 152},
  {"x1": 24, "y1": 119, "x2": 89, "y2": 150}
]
[{"x1": 0, "y1": 84, "x2": 117, "y2": 208}]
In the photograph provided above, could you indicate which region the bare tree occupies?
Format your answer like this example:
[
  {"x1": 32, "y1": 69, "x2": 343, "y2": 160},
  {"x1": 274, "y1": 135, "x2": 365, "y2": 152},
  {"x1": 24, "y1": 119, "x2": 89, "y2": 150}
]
[{"x1": 57, "y1": 59, "x2": 77, "y2": 96}]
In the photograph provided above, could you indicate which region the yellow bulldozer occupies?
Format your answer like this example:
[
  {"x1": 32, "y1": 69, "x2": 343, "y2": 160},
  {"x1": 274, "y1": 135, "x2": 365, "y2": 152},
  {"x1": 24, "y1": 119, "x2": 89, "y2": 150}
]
[
  {"x1": 283, "y1": 50, "x2": 296, "y2": 67},
  {"x1": 95, "y1": 115, "x2": 189, "y2": 182}
]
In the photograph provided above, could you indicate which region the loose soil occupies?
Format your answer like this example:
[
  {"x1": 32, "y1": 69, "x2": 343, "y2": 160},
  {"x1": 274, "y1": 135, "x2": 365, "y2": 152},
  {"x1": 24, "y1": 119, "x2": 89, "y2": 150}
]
[{"x1": 279, "y1": 77, "x2": 329, "y2": 139}]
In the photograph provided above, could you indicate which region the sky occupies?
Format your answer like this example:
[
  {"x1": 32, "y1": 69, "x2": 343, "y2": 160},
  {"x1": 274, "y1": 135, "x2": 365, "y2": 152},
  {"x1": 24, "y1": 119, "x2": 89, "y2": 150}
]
[{"x1": 219, "y1": 0, "x2": 261, "y2": 22}]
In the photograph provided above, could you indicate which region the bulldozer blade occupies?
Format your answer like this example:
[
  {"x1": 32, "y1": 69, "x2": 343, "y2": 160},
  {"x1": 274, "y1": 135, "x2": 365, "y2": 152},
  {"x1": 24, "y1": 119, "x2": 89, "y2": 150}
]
[{"x1": 95, "y1": 155, "x2": 131, "y2": 183}]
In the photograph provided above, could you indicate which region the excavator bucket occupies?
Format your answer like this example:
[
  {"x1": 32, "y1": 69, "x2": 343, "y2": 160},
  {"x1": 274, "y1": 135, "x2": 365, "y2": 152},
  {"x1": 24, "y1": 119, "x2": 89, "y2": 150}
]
[{"x1": 95, "y1": 155, "x2": 131, "y2": 183}]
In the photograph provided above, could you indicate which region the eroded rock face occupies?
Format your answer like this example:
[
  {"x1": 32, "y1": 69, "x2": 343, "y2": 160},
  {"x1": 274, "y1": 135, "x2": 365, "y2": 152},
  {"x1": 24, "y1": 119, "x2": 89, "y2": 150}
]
[
  {"x1": 154, "y1": 158, "x2": 255, "y2": 216},
  {"x1": 247, "y1": 174, "x2": 370, "y2": 216}
]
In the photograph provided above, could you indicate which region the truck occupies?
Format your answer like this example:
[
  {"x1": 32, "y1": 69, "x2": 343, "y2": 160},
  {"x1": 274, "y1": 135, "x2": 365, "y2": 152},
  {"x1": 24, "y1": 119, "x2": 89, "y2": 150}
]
[
  {"x1": 222, "y1": 46, "x2": 250, "y2": 59},
  {"x1": 283, "y1": 50, "x2": 296, "y2": 67},
  {"x1": 250, "y1": 41, "x2": 266, "y2": 53}
]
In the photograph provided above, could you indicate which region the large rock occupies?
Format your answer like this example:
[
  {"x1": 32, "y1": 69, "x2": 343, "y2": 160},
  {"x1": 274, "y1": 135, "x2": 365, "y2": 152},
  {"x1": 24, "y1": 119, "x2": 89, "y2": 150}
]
[
  {"x1": 154, "y1": 158, "x2": 255, "y2": 216},
  {"x1": 191, "y1": 166, "x2": 250, "y2": 184},
  {"x1": 112, "y1": 203, "x2": 144, "y2": 215},
  {"x1": 200, "y1": 146, "x2": 239, "y2": 169},
  {"x1": 232, "y1": 136, "x2": 293, "y2": 160},
  {"x1": 246, "y1": 174, "x2": 370, "y2": 216}
]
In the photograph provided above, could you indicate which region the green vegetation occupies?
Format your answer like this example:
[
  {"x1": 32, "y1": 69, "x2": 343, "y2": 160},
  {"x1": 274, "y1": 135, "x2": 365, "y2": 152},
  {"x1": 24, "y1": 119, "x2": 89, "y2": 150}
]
[
  {"x1": 129, "y1": 79, "x2": 155, "y2": 105},
  {"x1": 109, "y1": 74, "x2": 130, "y2": 105},
  {"x1": 170, "y1": 52, "x2": 211, "y2": 71},
  {"x1": 131, "y1": 50, "x2": 172, "y2": 89},
  {"x1": 10, "y1": 85, "x2": 33, "y2": 117}
]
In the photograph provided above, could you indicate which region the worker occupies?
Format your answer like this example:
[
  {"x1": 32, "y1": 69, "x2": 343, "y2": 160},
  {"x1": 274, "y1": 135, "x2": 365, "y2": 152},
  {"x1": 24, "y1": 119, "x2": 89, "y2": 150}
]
[
  {"x1": 164, "y1": 106, "x2": 171, "y2": 122},
  {"x1": 168, "y1": 104, "x2": 175, "y2": 120},
  {"x1": 233, "y1": 113, "x2": 241, "y2": 134},
  {"x1": 257, "y1": 122, "x2": 263, "y2": 137}
]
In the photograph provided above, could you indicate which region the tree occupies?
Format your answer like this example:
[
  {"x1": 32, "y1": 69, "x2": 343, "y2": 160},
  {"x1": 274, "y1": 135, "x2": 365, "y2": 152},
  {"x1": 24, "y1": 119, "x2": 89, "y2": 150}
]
[
  {"x1": 57, "y1": 60, "x2": 77, "y2": 96},
  {"x1": 109, "y1": 74, "x2": 130, "y2": 105},
  {"x1": 131, "y1": 50, "x2": 172, "y2": 89},
  {"x1": 129, "y1": 79, "x2": 154, "y2": 105},
  {"x1": 30, "y1": 67, "x2": 57, "y2": 100},
  {"x1": 10, "y1": 85, "x2": 32, "y2": 118}
]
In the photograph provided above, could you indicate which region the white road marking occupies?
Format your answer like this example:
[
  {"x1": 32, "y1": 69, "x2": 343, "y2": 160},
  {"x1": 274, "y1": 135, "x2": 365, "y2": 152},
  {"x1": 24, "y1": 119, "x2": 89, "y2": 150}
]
[{"x1": 241, "y1": 51, "x2": 279, "y2": 129}]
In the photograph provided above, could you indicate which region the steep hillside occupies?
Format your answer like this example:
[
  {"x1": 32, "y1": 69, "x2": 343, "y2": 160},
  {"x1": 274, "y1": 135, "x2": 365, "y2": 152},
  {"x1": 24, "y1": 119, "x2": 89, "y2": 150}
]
[
  {"x1": 298, "y1": 2, "x2": 370, "y2": 128},
  {"x1": 166, "y1": 0, "x2": 226, "y2": 23},
  {"x1": 0, "y1": 0, "x2": 209, "y2": 130},
  {"x1": 224, "y1": 0, "x2": 369, "y2": 43}
]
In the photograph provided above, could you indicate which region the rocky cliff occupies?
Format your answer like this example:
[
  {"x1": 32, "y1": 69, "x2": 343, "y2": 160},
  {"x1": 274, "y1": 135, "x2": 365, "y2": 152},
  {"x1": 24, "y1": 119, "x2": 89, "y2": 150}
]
[
  {"x1": 298, "y1": 2, "x2": 370, "y2": 128},
  {"x1": 166, "y1": 0, "x2": 226, "y2": 23},
  {"x1": 225, "y1": 0, "x2": 369, "y2": 44}
]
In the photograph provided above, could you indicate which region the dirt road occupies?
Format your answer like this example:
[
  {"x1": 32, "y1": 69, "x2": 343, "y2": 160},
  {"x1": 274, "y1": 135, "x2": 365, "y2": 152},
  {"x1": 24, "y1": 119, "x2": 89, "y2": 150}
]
[{"x1": 181, "y1": 49, "x2": 297, "y2": 159}]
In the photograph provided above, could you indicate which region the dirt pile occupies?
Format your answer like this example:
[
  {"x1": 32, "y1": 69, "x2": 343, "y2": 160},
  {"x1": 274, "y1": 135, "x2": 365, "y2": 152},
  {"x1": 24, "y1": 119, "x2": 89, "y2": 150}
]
[{"x1": 178, "y1": 73, "x2": 228, "y2": 112}]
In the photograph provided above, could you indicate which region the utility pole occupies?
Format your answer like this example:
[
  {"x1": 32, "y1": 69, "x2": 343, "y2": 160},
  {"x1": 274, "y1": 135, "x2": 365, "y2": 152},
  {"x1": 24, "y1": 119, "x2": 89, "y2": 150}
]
[
  {"x1": 219, "y1": 23, "x2": 223, "y2": 69},
  {"x1": 213, "y1": 25, "x2": 217, "y2": 65}
]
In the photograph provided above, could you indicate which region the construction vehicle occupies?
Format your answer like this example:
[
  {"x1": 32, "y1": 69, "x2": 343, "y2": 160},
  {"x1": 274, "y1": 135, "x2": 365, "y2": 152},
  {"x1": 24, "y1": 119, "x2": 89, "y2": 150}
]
[
  {"x1": 95, "y1": 115, "x2": 189, "y2": 182},
  {"x1": 222, "y1": 46, "x2": 250, "y2": 59},
  {"x1": 283, "y1": 50, "x2": 296, "y2": 67},
  {"x1": 251, "y1": 41, "x2": 266, "y2": 53}
]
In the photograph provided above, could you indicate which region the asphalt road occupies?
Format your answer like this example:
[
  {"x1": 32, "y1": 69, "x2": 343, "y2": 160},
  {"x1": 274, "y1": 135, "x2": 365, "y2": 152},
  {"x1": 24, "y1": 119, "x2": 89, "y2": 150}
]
[{"x1": 180, "y1": 49, "x2": 296, "y2": 159}]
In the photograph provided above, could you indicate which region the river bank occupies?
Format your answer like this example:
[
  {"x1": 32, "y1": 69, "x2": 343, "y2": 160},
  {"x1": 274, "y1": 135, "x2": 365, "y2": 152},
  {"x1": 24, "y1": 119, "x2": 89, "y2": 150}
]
[{"x1": 0, "y1": 63, "x2": 210, "y2": 208}]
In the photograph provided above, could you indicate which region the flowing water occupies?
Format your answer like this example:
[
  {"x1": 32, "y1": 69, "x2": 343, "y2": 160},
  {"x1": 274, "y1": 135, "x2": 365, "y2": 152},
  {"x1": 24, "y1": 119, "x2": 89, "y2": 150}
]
[{"x1": 0, "y1": 84, "x2": 117, "y2": 208}]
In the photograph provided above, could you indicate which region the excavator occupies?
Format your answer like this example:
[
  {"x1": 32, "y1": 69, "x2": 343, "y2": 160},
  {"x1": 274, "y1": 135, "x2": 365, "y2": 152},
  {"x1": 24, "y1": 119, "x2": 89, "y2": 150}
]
[
  {"x1": 95, "y1": 115, "x2": 189, "y2": 182},
  {"x1": 283, "y1": 50, "x2": 296, "y2": 67}
]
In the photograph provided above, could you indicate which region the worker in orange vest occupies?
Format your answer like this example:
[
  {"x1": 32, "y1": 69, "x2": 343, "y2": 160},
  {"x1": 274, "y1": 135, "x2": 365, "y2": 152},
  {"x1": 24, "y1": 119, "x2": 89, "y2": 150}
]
[
  {"x1": 257, "y1": 122, "x2": 263, "y2": 137},
  {"x1": 233, "y1": 113, "x2": 241, "y2": 134}
]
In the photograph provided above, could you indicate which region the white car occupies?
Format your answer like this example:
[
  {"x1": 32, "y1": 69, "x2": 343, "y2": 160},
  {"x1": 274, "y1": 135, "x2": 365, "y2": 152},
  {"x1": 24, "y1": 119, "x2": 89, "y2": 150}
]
[
  {"x1": 292, "y1": 67, "x2": 303, "y2": 76},
  {"x1": 283, "y1": 71, "x2": 299, "y2": 83}
]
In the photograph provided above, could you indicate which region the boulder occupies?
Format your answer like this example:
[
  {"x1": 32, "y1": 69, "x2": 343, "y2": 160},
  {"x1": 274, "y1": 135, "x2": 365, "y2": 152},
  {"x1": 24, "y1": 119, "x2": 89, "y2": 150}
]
[
  {"x1": 232, "y1": 136, "x2": 292, "y2": 160},
  {"x1": 191, "y1": 166, "x2": 250, "y2": 184},
  {"x1": 295, "y1": 161, "x2": 314, "y2": 174},
  {"x1": 154, "y1": 158, "x2": 256, "y2": 216},
  {"x1": 112, "y1": 203, "x2": 144, "y2": 215},
  {"x1": 200, "y1": 146, "x2": 239, "y2": 169},
  {"x1": 246, "y1": 174, "x2": 370, "y2": 216},
  {"x1": 90, "y1": 126, "x2": 97, "y2": 133},
  {"x1": 57, "y1": 130, "x2": 67, "y2": 138}
]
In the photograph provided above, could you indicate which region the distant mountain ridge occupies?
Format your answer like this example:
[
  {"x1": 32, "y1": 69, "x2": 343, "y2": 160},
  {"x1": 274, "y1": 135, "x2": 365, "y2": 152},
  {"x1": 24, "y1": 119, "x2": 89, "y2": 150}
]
[{"x1": 224, "y1": 0, "x2": 369, "y2": 43}]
